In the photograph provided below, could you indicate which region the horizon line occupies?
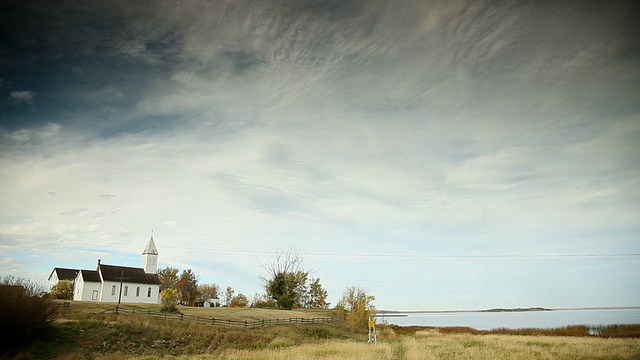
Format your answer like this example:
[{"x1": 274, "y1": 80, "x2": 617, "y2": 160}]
[{"x1": 375, "y1": 305, "x2": 640, "y2": 315}]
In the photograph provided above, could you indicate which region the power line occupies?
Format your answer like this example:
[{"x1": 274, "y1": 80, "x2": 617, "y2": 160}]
[{"x1": 2, "y1": 232, "x2": 639, "y2": 262}]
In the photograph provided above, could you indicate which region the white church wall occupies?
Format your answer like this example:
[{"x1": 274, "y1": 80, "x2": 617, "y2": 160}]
[
  {"x1": 48, "y1": 272, "x2": 59, "y2": 291},
  {"x1": 98, "y1": 280, "x2": 160, "y2": 304},
  {"x1": 73, "y1": 274, "x2": 100, "y2": 302}
]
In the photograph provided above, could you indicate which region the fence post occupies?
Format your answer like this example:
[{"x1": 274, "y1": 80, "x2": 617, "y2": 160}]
[{"x1": 180, "y1": 313, "x2": 184, "y2": 321}]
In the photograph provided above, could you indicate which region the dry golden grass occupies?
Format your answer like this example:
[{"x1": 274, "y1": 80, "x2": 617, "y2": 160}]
[
  {"x1": 55, "y1": 300, "x2": 334, "y2": 321},
  {"x1": 205, "y1": 333, "x2": 640, "y2": 360},
  {"x1": 179, "y1": 306, "x2": 334, "y2": 321},
  {"x1": 49, "y1": 301, "x2": 640, "y2": 360}
]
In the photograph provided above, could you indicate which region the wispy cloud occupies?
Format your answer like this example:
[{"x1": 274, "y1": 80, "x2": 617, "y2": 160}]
[
  {"x1": 0, "y1": 1, "x2": 638, "y2": 310},
  {"x1": 10, "y1": 90, "x2": 34, "y2": 102}
]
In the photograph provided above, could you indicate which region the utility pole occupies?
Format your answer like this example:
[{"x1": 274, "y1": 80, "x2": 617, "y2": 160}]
[{"x1": 115, "y1": 269, "x2": 129, "y2": 313}]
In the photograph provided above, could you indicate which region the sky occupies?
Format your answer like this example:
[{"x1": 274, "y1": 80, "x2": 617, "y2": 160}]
[{"x1": 1, "y1": 0, "x2": 639, "y2": 311}]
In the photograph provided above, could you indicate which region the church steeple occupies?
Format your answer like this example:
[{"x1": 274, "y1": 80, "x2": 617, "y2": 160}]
[{"x1": 142, "y1": 232, "x2": 159, "y2": 274}]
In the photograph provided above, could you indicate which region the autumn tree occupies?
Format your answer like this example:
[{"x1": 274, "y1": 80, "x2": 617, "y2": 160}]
[
  {"x1": 336, "y1": 286, "x2": 376, "y2": 328},
  {"x1": 229, "y1": 293, "x2": 249, "y2": 307},
  {"x1": 176, "y1": 269, "x2": 199, "y2": 306},
  {"x1": 250, "y1": 293, "x2": 276, "y2": 308},
  {"x1": 160, "y1": 288, "x2": 179, "y2": 312},
  {"x1": 307, "y1": 277, "x2": 329, "y2": 308},
  {"x1": 157, "y1": 267, "x2": 179, "y2": 291},
  {"x1": 49, "y1": 279, "x2": 74, "y2": 300},
  {"x1": 197, "y1": 283, "x2": 220, "y2": 303}
]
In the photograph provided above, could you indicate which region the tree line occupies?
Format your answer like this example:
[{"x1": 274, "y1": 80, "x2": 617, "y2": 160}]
[
  {"x1": 49, "y1": 247, "x2": 376, "y2": 327},
  {"x1": 156, "y1": 248, "x2": 331, "y2": 312}
]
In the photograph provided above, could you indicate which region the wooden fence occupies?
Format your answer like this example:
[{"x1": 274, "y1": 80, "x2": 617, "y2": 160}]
[{"x1": 96, "y1": 307, "x2": 339, "y2": 329}]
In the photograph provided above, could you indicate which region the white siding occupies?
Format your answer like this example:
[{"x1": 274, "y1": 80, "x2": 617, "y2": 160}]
[
  {"x1": 48, "y1": 272, "x2": 59, "y2": 291},
  {"x1": 98, "y1": 280, "x2": 160, "y2": 304},
  {"x1": 73, "y1": 273, "x2": 100, "y2": 302}
]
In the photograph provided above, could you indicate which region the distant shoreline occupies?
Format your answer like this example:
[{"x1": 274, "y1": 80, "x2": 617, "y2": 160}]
[{"x1": 376, "y1": 306, "x2": 640, "y2": 317}]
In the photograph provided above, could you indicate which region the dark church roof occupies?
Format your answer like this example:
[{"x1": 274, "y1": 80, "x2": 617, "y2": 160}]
[
  {"x1": 50, "y1": 267, "x2": 79, "y2": 281},
  {"x1": 79, "y1": 269, "x2": 101, "y2": 283},
  {"x1": 99, "y1": 264, "x2": 161, "y2": 285}
]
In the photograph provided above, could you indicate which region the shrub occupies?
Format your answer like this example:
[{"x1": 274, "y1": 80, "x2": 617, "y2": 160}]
[
  {"x1": 0, "y1": 276, "x2": 56, "y2": 350},
  {"x1": 336, "y1": 286, "x2": 376, "y2": 328},
  {"x1": 49, "y1": 279, "x2": 74, "y2": 300},
  {"x1": 160, "y1": 288, "x2": 179, "y2": 312}
]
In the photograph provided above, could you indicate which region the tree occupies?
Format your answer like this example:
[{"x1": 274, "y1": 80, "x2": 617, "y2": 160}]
[
  {"x1": 160, "y1": 288, "x2": 179, "y2": 312},
  {"x1": 49, "y1": 279, "x2": 74, "y2": 300},
  {"x1": 157, "y1": 267, "x2": 179, "y2": 291},
  {"x1": 176, "y1": 269, "x2": 199, "y2": 306},
  {"x1": 229, "y1": 293, "x2": 249, "y2": 307},
  {"x1": 0, "y1": 276, "x2": 56, "y2": 350},
  {"x1": 197, "y1": 283, "x2": 220, "y2": 303},
  {"x1": 307, "y1": 277, "x2": 329, "y2": 309},
  {"x1": 260, "y1": 247, "x2": 315, "y2": 310},
  {"x1": 336, "y1": 286, "x2": 376, "y2": 328},
  {"x1": 224, "y1": 286, "x2": 235, "y2": 306},
  {"x1": 250, "y1": 293, "x2": 276, "y2": 308},
  {"x1": 265, "y1": 271, "x2": 304, "y2": 310}
]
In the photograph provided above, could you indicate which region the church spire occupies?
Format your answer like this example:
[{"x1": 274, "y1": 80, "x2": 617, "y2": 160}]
[
  {"x1": 142, "y1": 231, "x2": 158, "y2": 255},
  {"x1": 142, "y1": 232, "x2": 159, "y2": 274}
]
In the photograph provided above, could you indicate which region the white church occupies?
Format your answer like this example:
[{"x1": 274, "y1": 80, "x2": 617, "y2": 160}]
[{"x1": 48, "y1": 236, "x2": 162, "y2": 304}]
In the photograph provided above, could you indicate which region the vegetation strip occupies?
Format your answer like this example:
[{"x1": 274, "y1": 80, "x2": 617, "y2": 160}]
[{"x1": 98, "y1": 306, "x2": 339, "y2": 328}]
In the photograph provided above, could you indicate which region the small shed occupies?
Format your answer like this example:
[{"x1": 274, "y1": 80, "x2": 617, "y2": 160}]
[{"x1": 197, "y1": 298, "x2": 220, "y2": 307}]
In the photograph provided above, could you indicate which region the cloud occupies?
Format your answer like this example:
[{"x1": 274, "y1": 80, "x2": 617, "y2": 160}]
[
  {"x1": 0, "y1": 1, "x2": 639, "y2": 309},
  {"x1": 58, "y1": 208, "x2": 89, "y2": 216},
  {"x1": 9, "y1": 90, "x2": 34, "y2": 102}
]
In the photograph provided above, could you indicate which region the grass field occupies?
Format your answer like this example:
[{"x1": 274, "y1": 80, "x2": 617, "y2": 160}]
[
  {"x1": 7, "y1": 301, "x2": 640, "y2": 360},
  {"x1": 56, "y1": 300, "x2": 334, "y2": 321},
  {"x1": 215, "y1": 332, "x2": 640, "y2": 360}
]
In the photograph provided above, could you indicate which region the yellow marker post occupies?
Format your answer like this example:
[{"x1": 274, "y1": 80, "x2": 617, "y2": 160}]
[{"x1": 367, "y1": 317, "x2": 377, "y2": 344}]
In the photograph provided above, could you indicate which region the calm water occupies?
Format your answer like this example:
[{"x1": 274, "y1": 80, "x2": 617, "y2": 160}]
[{"x1": 382, "y1": 308, "x2": 640, "y2": 330}]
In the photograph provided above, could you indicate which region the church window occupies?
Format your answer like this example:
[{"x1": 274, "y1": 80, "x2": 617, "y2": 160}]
[
  {"x1": 147, "y1": 287, "x2": 152, "y2": 297},
  {"x1": 124, "y1": 286, "x2": 128, "y2": 296},
  {"x1": 92, "y1": 290, "x2": 98, "y2": 300},
  {"x1": 136, "y1": 287, "x2": 140, "y2": 297},
  {"x1": 111, "y1": 285, "x2": 116, "y2": 295}
]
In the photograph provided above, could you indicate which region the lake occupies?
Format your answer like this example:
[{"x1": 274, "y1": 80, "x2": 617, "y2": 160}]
[{"x1": 381, "y1": 308, "x2": 640, "y2": 330}]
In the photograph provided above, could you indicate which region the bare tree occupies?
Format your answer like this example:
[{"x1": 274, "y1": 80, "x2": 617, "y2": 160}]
[
  {"x1": 259, "y1": 246, "x2": 305, "y2": 278},
  {"x1": 258, "y1": 247, "x2": 327, "y2": 310},
  {"x1": 224, "y1": 286, "x2": 235, "y2": 306}
]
